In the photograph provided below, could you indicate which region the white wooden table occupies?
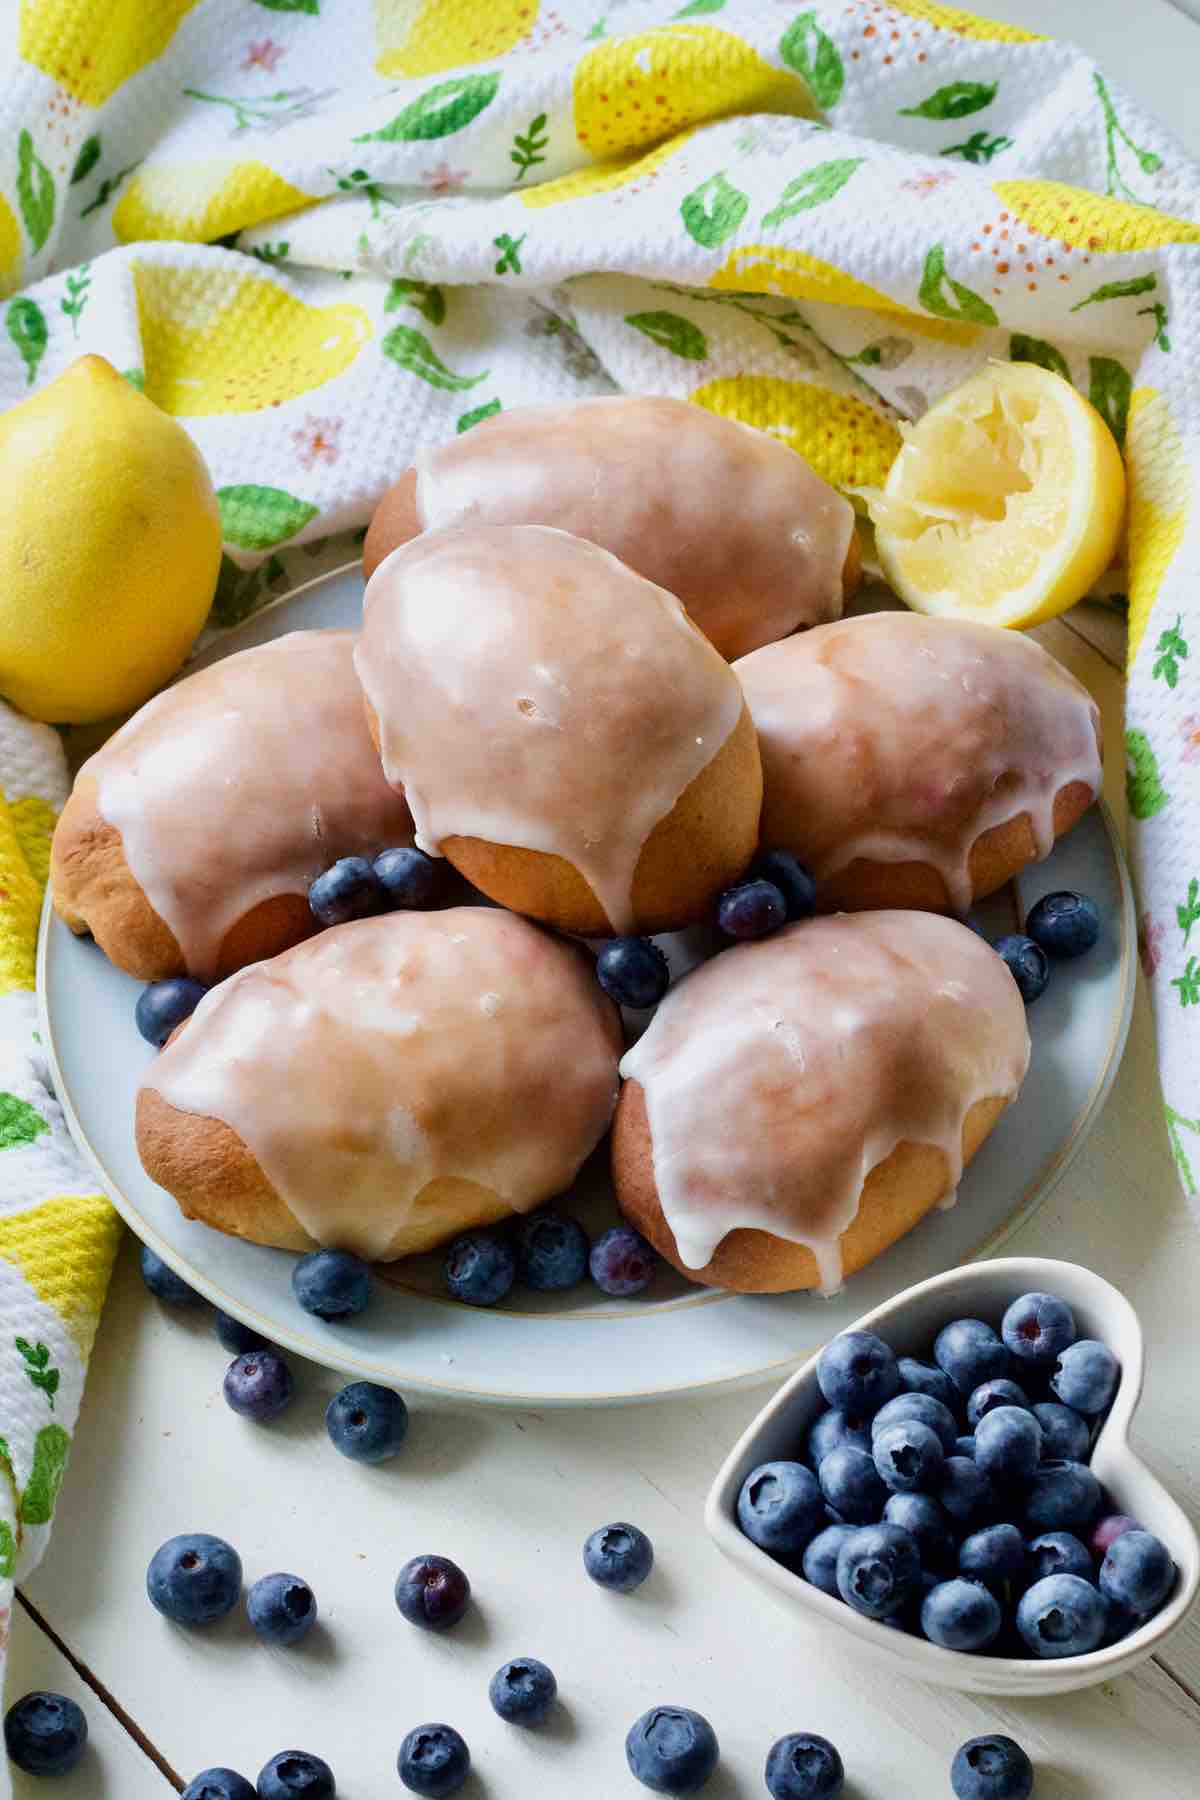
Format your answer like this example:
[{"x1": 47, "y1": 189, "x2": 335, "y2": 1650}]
[{"x1": 11, "y1": 2, "x2": 1200, "y2": 1793}]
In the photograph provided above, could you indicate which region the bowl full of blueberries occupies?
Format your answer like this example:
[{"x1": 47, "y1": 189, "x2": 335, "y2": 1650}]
[{"x1": 706, "y1": 1257, "x2": 1199, "y2": 1695}]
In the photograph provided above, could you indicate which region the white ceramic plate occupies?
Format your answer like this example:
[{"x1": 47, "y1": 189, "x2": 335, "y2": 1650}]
[{"x1": 40, "y1": 566, "x2": 1137, "y2": 1406}]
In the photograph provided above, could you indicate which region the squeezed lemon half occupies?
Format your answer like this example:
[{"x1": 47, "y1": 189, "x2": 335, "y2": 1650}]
[{"x1": 867, "y1": 361, "x2": 1127, "y2": 629}]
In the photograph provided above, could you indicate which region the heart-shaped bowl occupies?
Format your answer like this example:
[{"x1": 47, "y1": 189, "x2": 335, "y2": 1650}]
[{"x1": 705, "y1": 1257, "x2": 1199, "y2": 1695}]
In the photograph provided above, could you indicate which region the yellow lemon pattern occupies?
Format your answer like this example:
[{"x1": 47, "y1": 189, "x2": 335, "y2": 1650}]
[
  {"x1": 993, "y1": 181, "x2": 1200, "y2": 253},
  {"x1": 0, "y1": 1196, "x2": 122, "y2": 1359},
  {"x1": 710, "y1": 245, "x2": 982, "y2": 346},
  {"x1": 887, "y1": 2, "x2": 1044, "y2": 42},
  {"x1": 1124, "y1": 388, "x2": 1193, "y2": 667},
  {"x1": 113, "y1": 161, "x2": 318, "y2": 246},
  {"x1": 133, "y1": 264, "x2": 372, "y2": 417},
  {"x1": 520, "y1": 131, "x2": 694, "y2": 211},
  {"x1": 0, "y1": 196, "x2": 21, "y2": 298},
  {"x1": 19, "y1": 0, "x2": 201, "y2": 108},
  {"x1": 691, "y1": 375, "x2": 901, "y2": 494},
  {"x1": 375, "y1": 0, "x2": 538, "y2": 78}
]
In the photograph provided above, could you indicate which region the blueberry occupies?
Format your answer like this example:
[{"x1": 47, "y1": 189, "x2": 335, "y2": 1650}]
[
  {"x1": 897, "y1": 1357, "x2": 961, "y2": 1413},
  {"x1": 488, "y1": 1657, "x2": 557, "y2": 1726},
  {"x1": 873, "y1": 1420, "x2": 945, "y2": 1495},
  {"x1": 182, "y1": 1770, "x2": 256, "y2": 1800},
  {"x1": 807, "y1": 1409, "x2": 873, "y2": 1467},
  {"x1": 1089, "y1": 1513, "x2": 1139, "y2": 1561},
  {"x1": 516, "y1": 1211, "x2": 590, "y2": 1291},
  {"x1": 974, "y1": 1406, "x2": 1043, "y2": 1486},
  {"x1": 1001, "y1": 1290, "x2": 1076, "y2": 1364},
  {"x1": 817, "y1": 1331, "x2": 900, "y2": 1417},
  {"x1": 1099, "y1": 1530, "x2": 1175, "y2": 1615},
  {"x1": 222, "y1": 1347, "x2": 294, "y2": 1421},
  {"x1": 325, "y1": 1380, "x2": 408, "y2": 1463},
  {"x1": 1027, "y1": 1532, "x2": 1094, "y2": 1584},
  {"x1": 590, "y1": 1224, "x2": 656, "y2": 1296},
  {"x1": 951, "y1": 1734, "x2": 1034, "y2": 1800},
  {"x1": 4, "y1": 1692, "x2": 88, "y2": 1777},
  {"x1": 872, "y1": 1392, "x2": 959, "y2": 1455},
  {"x1": 937, "y1": 1456, "x2": 995, "y2": 1526},
  {"x1": 136, "y1": 976, "x2": 208, "y2": 1048},
  {"x1": 246, "y1": 1572, "x2": 317, "y2": 1647},
  {"x1": 966, "y1": 1379, "x2": 1030, "y2": 1430},
  {"x1": 764, "y1": 1731, "x2": 844, "y2": 1799},
  {"x1": 934, "y1": 1319, "x2": 1009, "y2": 1396},
  {"x1": 213, "y1": 1310, "x2": 267, "y2": 1355},
  {"x1": 882, "y1": 1493, "x2": 956, "y2": 1571},
  {"x1": 583, "y1": 1520, "x2": 655, "y2": 1592},
  {"x1": 147, "y1": 1532, "x2": 241, "y2": 1625},
  {"x1": 738, "y1": 1461, "x2": 825, "y2": 1554},
  {"x1": 308, "y1": 855, "x2": 383, "y2": 926},
  {"x1": 256, "y1": 1750, "x2": 335, "y2": 1799},
  {"x1": 955, "y1": 1436, "x2": 977, "y2": 1460},
  {"x1": 1024, "y1": 1460, "x2": 1102, "y2": 1533},
  {"x1": 1017, "y1": 1573, "x2": 1107, "y2": 1657},
  {"x1": 1032, "y1": 1401, "x2": 1090, "y2": 1463},
  {"x1": 373, "y1": 846, "x2": 444, "y2": 911},
  {"x1": 395, "y1": 1555, "x2": 471, "y2": 1631},
  {"x1": 596, "y1": 937, "x2": 670, "y2": 1009},
  {"x1": 921, "y1": 1577, "x2": 1003, "y2": 1652},
  {"x1": 801, "y1": 1524, "x2": 857, "y2": 1596},
  {"x1": 835, "y1": 1523, "x2": 920, "y2": 1619},
  {"x1": 818, "y1": 1446, "x2": 888, "y2": 1523},
  {"x1": 716, "y1": 878, "x2": 787, "y2": 941},
  {"x1": 397, "y1": 1725, "x2": 470, "y2": 1797},
  {"x1": 625, "y1": 1706, "x2": 719, "y2": 1794},
  {"x1": 139, "y1": 1243, "x2": 203, "y2": 1307},
  {"x1": 958, "y1": 1523, "x2": 1026, "y2": 1587},
  {"x1": 443, "y1": 1229, "x2": 516, "y2": 1306},
  {"x1": 1026, "y1": 891, "x2": 1100, "y2": 960},
  {"x1": 292, "y1": 1249, "x2": 372, "y2": 1321},
  {"x1": 754, "y1": 850, "x2": 817, "y2": 922},
  {"x1": 993, "y1": 934, "x2": 1050, "y2": 1003},
  {"x1": 1050, "y1": 1339, "x2": 1119, "y2": 1415}
]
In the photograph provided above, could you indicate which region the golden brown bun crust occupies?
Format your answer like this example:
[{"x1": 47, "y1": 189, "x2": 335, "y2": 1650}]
[
  {"x1": 363, "y1": 697, "x2": 763, "y2": 936},
  {"x1": 51, "y1": 776, "x2": 321, "y2": 982},
  {"x1": 815, "y1": 777, "x2": 1097, "y2": 914},
  {"x1": 612, "y1": 1079, "x2": 1009, "y2": 1292}
]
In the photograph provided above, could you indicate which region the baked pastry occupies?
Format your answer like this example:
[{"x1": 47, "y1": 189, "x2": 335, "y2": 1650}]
[
  {"x1": 51, "y1": 630, "x2": 414, "y2": 983},
  {"x1": 362, "y1": 395, "x2": 859, "y2": 661},
  {"x1": 613, "y1": 911, "x2": 1030, "y2": 1294},
  {"x1": 137, "y1": 908, "x2": 622, "y2": 1259},
  {"x1": 354, "y1": 523, "x2": 763, "y2": 936},
  {"x1": 734, "y1": 613, "x2": 1102, "y2": 914}
]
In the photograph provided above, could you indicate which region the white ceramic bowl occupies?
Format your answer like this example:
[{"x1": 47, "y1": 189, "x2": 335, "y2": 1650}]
[{"x1": 706, "y1": 1258, "x2": 1199, "y2": 1695}]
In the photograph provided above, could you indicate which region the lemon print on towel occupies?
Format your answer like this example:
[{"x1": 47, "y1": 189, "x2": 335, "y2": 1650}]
[
  {"x1": 114, "y1": 160, "x2": 316, "y2": 245},
  {"x1": 888, "y1": 2, "x2": 1043, "y2": 41},
  {"x1": 1124, "y1": 388, "x2": 1192, "y2": 666},
  {"x1": 993, "y1": 181, "x2": 1200, "y2": 253},
  {"x1": 134, "y1": 265, "x2": 371, "y2": 417},
  {"x1": 375, "y1": 0, "x2": 537, "y2": 77},
  {"x1": 573, "y1": 25, "x2": 815, "y2": 160},
  {"x1": 521, "y1": 132, "x2": 693, "y2": 211},
  {"x1": 692, "y1": 375, "x2": 900, "y2": 493},
  {"x1": 20, "y1": 0, "x2": 201, "y2": 107},
  {"x1": 710, "y1": 245, "x2": 982, "y2": 347},
  {"x1": 0, "y1": 196, "x2": 20, "y2": 297}
]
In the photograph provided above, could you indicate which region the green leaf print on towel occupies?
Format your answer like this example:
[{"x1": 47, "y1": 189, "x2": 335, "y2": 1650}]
[
  {"x1": 1088, "y1": 357, "x2": 1131, "y2": 448},
  {"x1": 383, "y1": 325, "x2": 489, "y2": 392},
  {"x1": 1009, "y1": 334, "x2": 1070, "y2": 381},
  {"x1": 941, "y1": 131, "x2": 1012, "y2": 164},
  {"x1": 457, "y1": 399, "x2": 502, "y2": 434},
  {"x1": 1178, "y1": 879, "x2": 1200, "y2": 948},
  {"x1": 1166, "y1": 1104, "x2": 1200, "y2": 1194},
  {"x1": 69, "y1": 135, "x2": 101, "y2": 186},
  {"x1": 217, "y1": 486, "x2": 318, "y2": 552},
  {"x1": 1125, "y1": 728, "x2": 1170, "y2": 820},
  {"x1": 625, "y1": 311, "x2": 709, "y2": 361},
  {"x1": 0, "y1": 1092, "x2": 48, "y2": 1149},
  {"x1": 254, "y1": 0, "x2": 320, "y2": 11},
  {"x1": 1173, "y1": 959, "x2": 1200, "y2": 1008},
  {"x1": 1094, "y1": 72, "x2": 1162, "y2": 203},
  {"x1": 681, "y1": 172, "x2": 748, "y2": 249},
  {"x1": 17, "y1": 130, "x2": 55, "y2": 253},
  {"x1": 60, "y1": 265, "x2": 90, "y2": 338},
  {"x1": 1138, "y1": 302, "x2": 1171, "y2": 353},
  {"x1": 1071, "y1": 275, "x2": 1158, "y2": 313},
  {"x1": 674, "y1": 0, "x2": 726, "y2": 15},
  {"x1": 510, "y1": 114, "x2": 549, "y2": 182},
  {"x1": 15, "y1": 1338, "x2": 59, "y2": 1410},
  {"x1": 5, "y1": 298, "x2": 47, "y2": 387},
  {"x1": 1153, "y1": 616, "x2": 1189, "y2": 690},
  {"x1": 19, "y1": 1423, "x2": 70, "y2": 1526},
  {"x1": 919, "y1": 245, "x2": 998, "y2": 327},
  {"x1": 0, "y1": 1519, "x2": 14, "y2": 1579},
  {"x1": 386, "y1": 278, "x2": 446, "y2": 325},
  {"x1": 493, "y1": 232, "x2": 525, "y2": 275},
  {"x1": 900, "y1": 82, "x2": 998, "y2": 121},
  {"x1": 761, "y1": 158, "x2": 862, "y2": 230},
  {"x1": 356, "y1": 74, "x2": 501, "y2": 143},
  {"x1": 779, "y1": 13, "x2": 844, "y2": 110}
]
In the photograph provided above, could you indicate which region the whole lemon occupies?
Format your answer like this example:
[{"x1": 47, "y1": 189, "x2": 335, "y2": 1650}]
[{"x1": 0, "y1": 355, "x2": 222, "y2": 723}]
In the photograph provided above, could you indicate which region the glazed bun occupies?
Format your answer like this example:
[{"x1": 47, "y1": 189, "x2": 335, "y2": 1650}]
[
  {"x1": 362, "y1": 395, "x2": 859, "y2": 660},
  {"x1": 612, "y1": 912, "x2": 1030, "y2": 1294},
  {"x1": 137, "y1": 908, "x2": 622, "y2": 1259},
  {"x1": 355, "y1": 523, "x2": 762, "y2": 937},
  {"x1": 734, "y1": 612, "x2": 1102, "y2": 914}
]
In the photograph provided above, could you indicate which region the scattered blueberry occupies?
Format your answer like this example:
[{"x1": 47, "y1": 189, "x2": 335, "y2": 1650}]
[
  {"x1": 817, "y1": 1331, "x2": 900, "y2": 1417},
  {"x1": 181, "y1": 1771, "x2": 256, "y2": 1800},
  {"x1": 872, "y1": 1392, "x2": 959, "y2": 1456},
  {"x1": 801, "y1": 1524, "x2": 857, "y2": 1596},
  {"x1": 966, "y1": 1380, "x2": 1030, "y2": 1430},
  {"x1": 958, "y1": 1524, "x2": 1026, "y2": 1588},
  {"x1": 1024, "y1": 1459, "x2": 1102, "y2": 1534},
  {"x1": 292, "y1": 1249, "x2": 372, "y2": 1321},
  {"x1": 1026, "y1": 891, "x2": 1100, "y2": 960},
  {"x1": 809, "y1": 1409, "x2": 873, "y2": 1466},
  {"x1": 819, "y1": 1446, "x2": 888, "y2": 1524},
  {"x1": 836, "y1": 1523, "x2": 920, "y2": 1620},
  {"x1": 443, "y1": 1230, "x2": 516, "y2": 1307},
  {"x1": 951, "y1": 1734, "x2": 1034, "y2": 1800},
  {"x1": 1017, "y1": 1573, "x2": 1107, "y2": 1658},
  {"x1": 147, "y1": 1532, "x2": 241, "y2": 1625},
  {"x1": 246, "y1": 1572, "x2": 317, "y2": 1647},
  {"x1": 583, "y1": 1521, "x2": 655, "y2": 1592},
  {"x1": 4, "y1": 1692, "x2": 88, "y2": 1777},
  {"x1": 136, "y1": 976, "x2": 208, "y2": 1048},
  {"x1": 934, "y1": 1319, "x2": 1009, "y2": 1395},
  {"x1": 897, "y1": 1357, "x2": 960, "y2": 1412},
  {"x1": 993, "y1": 934, "x2": 1050, "y2": 1004},
  {"x1": 1099, "y1": 1530, "x2": 1175, "y2": 1615},
  {"x1": 373, "y1": 846, "x2": 444, "y2": 911},
  {"x1": 625, "y1": 1706, "x2": 719, "y2": 1794},
  {"x1": 1001, "y1": 1291, "x2": 1076, "y2": 1365},
  {"x1": 488, "y1": 1657, "x2": 557, "y2": 1726},
  {"x1": 1027, "y1": 1532, "x2": 1094, "y2": 1584},
  {"x1": 974, "y1": 1407, "x2": 1043, "y2": 1486},
  {"x1": 754, "y1": 850, "x2": 817, "y2": 922},
  {"x1": 716, "y1": 878, "x2": 787, "y2": 941},
  {"x1": 325, "y1": 1381, "x2": 408, "y2": 1464},
  {"x1": 516, "y1": 1211, "x2": 590, "y2": 1291},
  {"x1": 589, "y1": 1224, "x2": 656, "y2": 1296},
  {"x1": 764, "y1": 1731, "x2": 844, "y2": 1799},
  {"x1": 921, "y1": 1578, "x2": 1003, "y2": 1652},
  {"x1": 213, "y1": 1310, "x2": 267, "y2": 1356},
  {"x1": 397, "y1": 1725, "x2": 470, "y2": 1797},
  {"x1": 937, "y1": 1455, "x2": 994, "y2": 1527},
  {"x1": 1089, "y1": 1513, "x2": 1139, "y2": 1561},
  {"x1": 955, "y1": 1436, "x2": 977, "y2": 1460},
  {"x1": 596, "y1": 937, "x2": 670, "y2": 1009},
  {"x1": 1050, "y1": 1340, "x2": 1119, "y2": 1415},
  {"x1": 395, "y1": 1555, "x2": 471, "y2": 1631},
  {"x1": 139, "y1": 1244, "x2": 203, "y2": 1307},
  {"x1": 308, "y1": 855, "x2": 383, "y2": 927},
  {"x1": 882, "y1": 1493, "x2": 955, "y2": 1571},
  {"x1": 1031, "y1": 1401, "x2": 1090, "y2": 1464},
  {"x1": 873, "y1": 1420, "x2": 945, "y2": 1495},
  {"x1": 256, "y1": 1750, "x2": 335, "y2": 1799},
  {"x1": 222, "y1": 1347, "x2": 294, "y2": 1422}
]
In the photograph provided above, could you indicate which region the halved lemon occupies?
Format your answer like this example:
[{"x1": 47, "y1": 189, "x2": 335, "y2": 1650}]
[{"x1": 867, "y1": 361, "x2": 1126, "y2": 628}]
